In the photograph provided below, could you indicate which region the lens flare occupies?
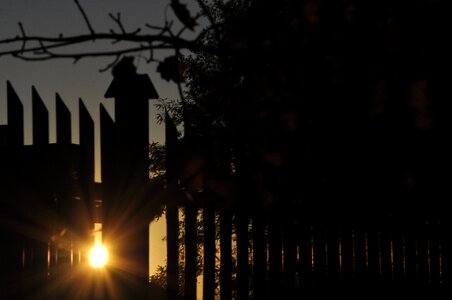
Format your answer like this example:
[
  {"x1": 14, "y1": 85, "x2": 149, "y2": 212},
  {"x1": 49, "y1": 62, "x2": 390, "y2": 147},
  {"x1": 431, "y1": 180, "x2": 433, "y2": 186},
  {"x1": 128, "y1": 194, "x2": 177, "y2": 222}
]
[{"x1": 89, "y1": 245, "x2": 109, "y2": 268}]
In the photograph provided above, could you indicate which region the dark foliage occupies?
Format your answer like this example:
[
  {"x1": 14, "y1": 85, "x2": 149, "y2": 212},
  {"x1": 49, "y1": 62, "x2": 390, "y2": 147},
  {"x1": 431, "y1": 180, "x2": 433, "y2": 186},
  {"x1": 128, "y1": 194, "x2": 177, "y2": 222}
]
[
  {"x1": 157, "y1": 56, "x2": 186, "y2": 83},
  {"x1": 171, "y1": 0, "x2": 199, "y2": 31},
  {"x1": 177, "y1": 0, "x2": 451, "y2": 220}
]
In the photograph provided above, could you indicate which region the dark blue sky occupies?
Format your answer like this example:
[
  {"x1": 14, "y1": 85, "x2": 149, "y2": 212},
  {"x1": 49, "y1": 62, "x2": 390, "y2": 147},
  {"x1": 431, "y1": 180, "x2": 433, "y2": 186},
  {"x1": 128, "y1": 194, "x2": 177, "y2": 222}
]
[{"x1": 0, "y1": 0, "x2": 201, "y2": 181}]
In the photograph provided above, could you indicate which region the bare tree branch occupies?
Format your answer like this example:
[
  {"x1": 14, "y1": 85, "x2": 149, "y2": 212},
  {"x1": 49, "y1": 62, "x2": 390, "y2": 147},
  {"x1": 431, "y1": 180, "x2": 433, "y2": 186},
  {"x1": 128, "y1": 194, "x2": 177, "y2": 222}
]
[
  {"x1": 18, "y1": 22, "x2": 27, "y2": 53},
  {"x1": 109, "y1": 12, "x2": 126, "y2": 34},
  {"x1": 146, "y1": 21, "x2": 174, "y2": 36},
  {"x1": 0, "y1": 0, "x2": 230, "y2": 71},
  {"x1": 98, "y1": 55, "x2": 121, "y2": 72},
  {"x1": 175, "y1": 13, "x2": 203, "y2": 38},
  {"x1": 74, "y1": 0, "x2": 96, "y2": 35},
  {"x1": 0, "y1": 32, "x2": 220, "y2": 59},
  {"x1": 12, "y1": 44, "x2": 167, "y2": 62},
  {"x1": 36, "y1": 40, "x2": 50, "y2": 55},
  {"x1": 147, "y1": 44, "x2": 155, "y2": 63}
]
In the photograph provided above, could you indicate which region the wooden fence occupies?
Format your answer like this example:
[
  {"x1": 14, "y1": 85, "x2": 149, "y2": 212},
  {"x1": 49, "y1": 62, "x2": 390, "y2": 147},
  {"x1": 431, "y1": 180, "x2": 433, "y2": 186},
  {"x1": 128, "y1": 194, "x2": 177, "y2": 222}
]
[
  {"x1": 0, "y1": 81, "x2": 96, "y2": 299},
  {"x1": 1, "y1": 57, "x2": 451, "y2": 300},
  {"x1": 161, "y1": 102, "x2": 451, "y2": 299},
  {"x1": 1, "y1": 58, "x2": 158, "y2": 299},
  {"x1": 160, "y1": 203, "x2": 451, "y2": 299}
]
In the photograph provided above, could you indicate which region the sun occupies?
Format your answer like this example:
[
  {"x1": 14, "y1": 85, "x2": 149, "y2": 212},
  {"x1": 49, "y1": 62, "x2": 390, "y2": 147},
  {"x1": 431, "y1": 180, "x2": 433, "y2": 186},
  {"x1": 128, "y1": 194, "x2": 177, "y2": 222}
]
[{"x1": 88, "y1": 244, "x2": 109, "y2": 268}]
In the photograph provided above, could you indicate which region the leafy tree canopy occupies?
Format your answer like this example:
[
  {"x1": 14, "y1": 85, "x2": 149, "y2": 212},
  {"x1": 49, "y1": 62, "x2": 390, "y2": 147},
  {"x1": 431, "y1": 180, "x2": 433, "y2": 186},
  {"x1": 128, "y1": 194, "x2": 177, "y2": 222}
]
[{"x1": 179, "y1": 0, "x2": 450, "y2": 218}]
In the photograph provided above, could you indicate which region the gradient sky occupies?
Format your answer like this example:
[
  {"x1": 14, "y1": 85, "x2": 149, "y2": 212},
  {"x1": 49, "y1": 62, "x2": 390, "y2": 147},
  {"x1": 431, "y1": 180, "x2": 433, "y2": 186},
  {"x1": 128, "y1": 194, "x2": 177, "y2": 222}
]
[{"x1": 0, "y1": 0, "x2": 200, "y2": 181}]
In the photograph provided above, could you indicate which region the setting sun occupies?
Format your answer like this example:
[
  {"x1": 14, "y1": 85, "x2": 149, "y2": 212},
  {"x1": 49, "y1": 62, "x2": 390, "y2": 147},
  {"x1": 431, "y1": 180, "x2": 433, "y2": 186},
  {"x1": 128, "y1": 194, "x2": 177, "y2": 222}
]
[{"x1": 89, "y1": 245, "x2": 109, "y2": 268}]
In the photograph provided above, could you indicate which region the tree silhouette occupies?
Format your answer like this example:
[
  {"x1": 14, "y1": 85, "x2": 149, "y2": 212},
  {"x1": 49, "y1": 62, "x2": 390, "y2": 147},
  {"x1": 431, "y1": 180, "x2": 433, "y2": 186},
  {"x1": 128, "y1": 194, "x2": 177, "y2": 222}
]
[
  {"x1": 178, "y1": 0, "x2": 451, "y2": 218},
  {"x1": 2, "y1": 0, "x2": 451, "y2": 297},
  {"x1": 167, "y1": 1, "x2": 451, "y2": 294}
]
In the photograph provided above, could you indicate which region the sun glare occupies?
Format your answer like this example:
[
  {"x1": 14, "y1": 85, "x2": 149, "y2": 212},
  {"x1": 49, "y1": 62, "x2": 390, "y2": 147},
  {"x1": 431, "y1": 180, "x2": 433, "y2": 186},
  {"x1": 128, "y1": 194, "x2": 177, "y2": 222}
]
[{"x1": 89, "y1": 244, "x2": 109, "y2": 268}]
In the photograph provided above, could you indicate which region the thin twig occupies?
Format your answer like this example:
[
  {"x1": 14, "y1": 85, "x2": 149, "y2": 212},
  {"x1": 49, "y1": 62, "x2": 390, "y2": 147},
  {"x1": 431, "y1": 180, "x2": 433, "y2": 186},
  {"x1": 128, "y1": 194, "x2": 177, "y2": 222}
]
[
  {"x1": 73, "y1": 56, "x2": 82, "y2": 64},
  {"x1": 109, "y1": 12, "x2": 126, "y2": 34},
  {"x1": 130, "y1": 28, "x2": 142, "y2": 35},
  {"x1": 147, "y1": 45, "x2": 154, "y2": 63},
  {"x1": 175, "y1": 13, "x2": 203, "y2": 38},
  {"x1": 147, "y1": 20, "x2": 175, "y2": 37},
  {"x1": 99, "y1": 55, "x2": 121, "y2": 72},
  {"x1": 18, "y1": 22, "x2": 27, "y2": 53},
  {"x1": 145, "y1": 24, "x2": 166, "y2": 31},
  {"x1": 164, "y1": 3, "x2": 171, "y2": 26},
  {"x1": 147, "y1": 22, "x2": 171, "y2": 37},
  {"x1": 74, "y1": 0, "x2": 95, "y2": 35},
  {"x1": 136, "y1": 53, "x2": 157, "y2": 67},
  {"x1": 12, "y1": 45, "x2": 157, "y2": 62},
  {"x1": 36, "y1": 40, "x2": 50, "y2": 55}
]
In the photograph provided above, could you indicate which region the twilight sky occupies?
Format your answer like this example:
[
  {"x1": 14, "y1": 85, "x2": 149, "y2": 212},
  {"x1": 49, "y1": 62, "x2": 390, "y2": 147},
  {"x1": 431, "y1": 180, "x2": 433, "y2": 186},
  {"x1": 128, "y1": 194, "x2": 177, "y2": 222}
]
[{"x1": 0, "y1": 0, "x2": 201, "y2": 181}]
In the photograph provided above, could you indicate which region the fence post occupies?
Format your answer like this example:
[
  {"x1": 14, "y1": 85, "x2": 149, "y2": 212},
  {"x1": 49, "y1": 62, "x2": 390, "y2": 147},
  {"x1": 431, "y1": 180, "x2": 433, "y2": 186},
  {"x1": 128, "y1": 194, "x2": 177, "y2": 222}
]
[
  {"x1": 78, "y1": 98, "x2": 95, "y2": 238},
  {"x1": 32, "y1": 86, "x2": 49, "y2": 145},
  {"x1": 269, "y1": 220, "x2": 282, "y2": 297},
  {"x1": 220, "y1": 211, "x2": 232, "y2": 300},
  {"x1": 203, "y1": 207, "x2": 216, "y2": 300},
  {"x1": 165, "y1": 111, "x2": 180, "y2": 300},
  {"x1": 236, "y1": 212, "x2": 249, "y2": 300},
  {"x1": 166, "y1": 202, "x2": 180, "y2": 300},
  {"x1": 184, "y1": 203, "x2": 198, "y2": 300},
  {"x1": 281, "y1": 219, "x2": 298, "y2": 295},
  {"x1": 102, "y1": 56, "x2": 159, "y2": 299},
  {"x1": 252, "y1": 216, "x2": 266, "y2": 299},
  {"x1": 56, "y1": 93, "x2": 71, "y2": 145},
  {"x1": 6, "y1": 81, "x2": 24, "y2": 146}
]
